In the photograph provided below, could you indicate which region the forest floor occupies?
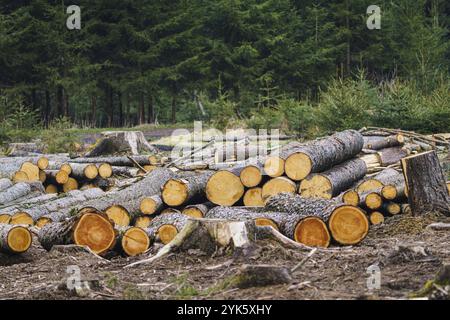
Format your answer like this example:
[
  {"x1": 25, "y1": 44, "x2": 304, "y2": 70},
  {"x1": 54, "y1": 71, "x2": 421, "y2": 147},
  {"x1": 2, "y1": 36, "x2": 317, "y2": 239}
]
[{"x1": 1, "y1": 212, "x2": 449, "y2": 300}]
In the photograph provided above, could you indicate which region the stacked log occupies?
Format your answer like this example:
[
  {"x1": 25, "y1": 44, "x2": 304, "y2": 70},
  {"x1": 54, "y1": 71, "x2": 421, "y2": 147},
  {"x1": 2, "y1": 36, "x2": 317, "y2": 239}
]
[{"x1": 0, "y1": 224, "x2": 33, "y2": 254}]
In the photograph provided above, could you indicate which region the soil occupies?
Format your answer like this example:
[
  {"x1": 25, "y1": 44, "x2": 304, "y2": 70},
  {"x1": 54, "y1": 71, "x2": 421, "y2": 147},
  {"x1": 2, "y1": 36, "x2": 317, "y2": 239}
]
[{"x1": 1, "y1": 212, "x2": 449, "y2": 300}]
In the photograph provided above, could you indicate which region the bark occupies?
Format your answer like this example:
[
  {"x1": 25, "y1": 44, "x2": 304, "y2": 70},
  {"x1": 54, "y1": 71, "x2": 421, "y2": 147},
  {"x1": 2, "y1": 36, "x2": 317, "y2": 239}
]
[
  {"x1": 68, "y1": 156, "x2": 153, "y2": 167},
  {"x1": 363, "y1": 134, "x2": 404, "y2": 150},
  {"x1": 357, "y1": 168, "x2": 403, "y2": 193},
  {"x1": 162, "y1": 171, "x2": 213, "y2": 206},
  {"x1": 0, "y1": 156, "x2": 70, "y2": 179},
  {"x1": 0, "y1": 182, "x2": 44, "y2": 205},
  {"x1": 299, "y1": 158, "x2": 367, "y2": 199},
  {"x1": 0, "y1": 224, "x2": 32, "y2": 254},
  {"x1": 0, "y1": 178, "x2": 13, "y2": 192},
  {"x1": 182, "y1": 202, "x2": 216, "y2": 218},
  {"x1": 263, "y1": 141, "x2": 303, "y2": 177},
  {"x1": 285, "y1": 130, "x2": 364, "y2": 181},
  {"x1": 377, "y1": 147, "x2": 409, "y2": 166},
  {"x1": 215, "y1": 144, "x2": 260, "y2": 163},
  {"x1": 84, "y1": 131, "x2": 157, "y2": 157},
  {"x1": 401, "y1": 151, "x2": 450, "y2": 216},
  {"x1": 145, "y1": 212, "x2": 189, "y2": 242},
  {"x1": 359, "y1": 190, "x2": 383, "y2": 210},
  {"x1": 67, "y1": 163, "x2": 99, "y2": 180}
]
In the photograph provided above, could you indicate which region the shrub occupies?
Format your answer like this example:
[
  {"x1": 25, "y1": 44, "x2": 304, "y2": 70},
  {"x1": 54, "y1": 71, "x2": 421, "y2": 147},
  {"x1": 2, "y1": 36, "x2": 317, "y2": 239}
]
[{"x1": 40, "y1": 117, "x2": 79, "y2": 154}]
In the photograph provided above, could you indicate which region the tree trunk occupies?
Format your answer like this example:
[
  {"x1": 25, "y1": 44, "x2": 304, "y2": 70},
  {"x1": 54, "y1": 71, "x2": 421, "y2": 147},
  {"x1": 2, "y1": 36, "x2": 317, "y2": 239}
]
[
  {"x1": 162, "y1": 171, "x2": 213, "y2": 207},
  {"x1": 171, "y1": 95, "x2": 176, "y2": 124},
  {"x1": 117, "y1": 91, "x2": 123, "y2": 127},
  {"x1": 139, "y1": 194, "x2": 164, "y2": 215},
  {"x1": 401, "y1": 151, "x2": 450, "y2": 216},
  {"x1": 265, "y1": 193, "x2": 368, "y2": 246},
  {"x1": 0, "y1": 182, "x2": 41, "y2": 205},
  {"x1": 91, "y1": 95, "x2": 97, "y2": 127},
  {"x1": 69, "y1": 155, "x2": 154, "y2": 167},
  {"x1": 44, "y1": 90, "x2": 50, "y2": 128},
  {"x1": 0, "y1": 178, "x2": 13, "y2": 192},
  {"x1": 363, "y1": 134, "x2": 404, "y2": 150},
  {"x1": 357, "y1": 168, "x2": 403, "y2": 193},
  {"x1": 182, "y1": 202, "x2": 216, "y2": 218},
  {"x1": 56, "y1": 85, "x2": 64, "y2": 118},
  {"x1": 147, "y1": 94, "x2": 154, "y2": 124},
  {"x1": 38, "y1": 209, "x2": 116, "y2": 255},
  {"x1": 145, "y1": 212, "x2": 189, "y2": 244},
  {"x1": 285, "y1": 130, "x2": 364, "y2": 181},
  {"x1": 139, "y1": 92, "x2": 145, "y2": 125},
  {"x1": 299, "y1": 158, "x2": 367, "y2": 199},
  {"x1": 0, "y1": 224, "x2": 32, "y2": 254}
]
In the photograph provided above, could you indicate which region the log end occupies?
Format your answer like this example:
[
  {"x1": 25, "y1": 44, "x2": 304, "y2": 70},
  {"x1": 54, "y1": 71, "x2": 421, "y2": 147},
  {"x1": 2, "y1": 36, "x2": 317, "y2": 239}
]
[
  {"x1": 140, "y1": 197, "x2": 158, "y2": 215},
  {"x1": 182, "y1": 207, "x2": 204, "y2": 218},
  {"x1": 63, "y1": 178, "x2": 79, "y2": 193},
  {"x1": 7, "y1": 226, "x2": 32, "y2": 253},
  {"x1": 121, "y1": 227, "x2": 150, "y2": 256},
  {"x1": 381, "y1": 185, "x2": 397, "y2": 200},
  {"x1": 285, "y1": 152, "x2": 312, "y2": 181},
  {"x1": 328, "y1": 206, "x2": 369, "y2": 245},
  {"x1": 84, "y1": 164, "x2": 99, "y2": 180},
  {"x1": 254, "y1": 218, "x2": 279, "y2": 231},
  {"x1": 240, "y1": 165, "x2": 262, "y2": 188},
  {"x1": 357, "y1": 179, "x2": 383, "y2": 193},
  {"x1": 73, "y1": 212, "x2": 116, "y2": 255},
  {"x1": 158, "y1": 224, "x2": 178, "y2": 244},
  {"x1": 37, "y1": 157, "x2": 49, "y2": 170},
  {"x1": 10, "y1": 212, "x2": 33, "y2": 225},
  {"x1": 365, "y1": 193, "x2": 383, "y2": 210},
  {"x1": 294, "y1": 217, "x2": 330, "y2": 248},
  {"x1": 98, "y1": 163, "x2": 113, "y2": 179},
  {"x1": 262, "y1": 177, "x2": 297, "y2": 201},
  {"x1": 243, "y1": 188, "x2": 264, "y2": 206},
  {"x1": 134, "y1": 216, "x2": 153, "y2": 228},
  {"x1": 56, "y1": 170, "x2": 69, "y2": 184},
  {"x1": 60, "y1": 163, "x2": 72, "y2": 175},
  {"x1": 386, "y1": 202, "x2": 401, "y2": 215},
  {"x1": 45, "y1": 184, "x2": 58, "y2": 194},
  {"x1": 162, "y1": 179, "x2": 188, "y2": 207},
  {"x1": 299, "y1": 175, "x2": 332, "y2": 199},
  {"x1": 342, "y1": 190, "x2": 360, "y2": 206},
  {"x1": 206, "y1": 171, "x2": 244, "y2": 206},
  {"x1": 0, "y1": 214, "x2": 11, "y2": 224},
  {"x1": 105, "y1": 205, "x2": 131, "y2": 227},
  {"x1": 35, "y1": 217, "x2": 52, "y2": 228},
  {"x1": 12, "y1": 171, "x2": 29, "y2": 183},
  {"x1": 263, "y1": 156, "x2": 285, "y2": 178},
  {"x1": 369, "y1": 212, "x2": 385, "y2": 225}
]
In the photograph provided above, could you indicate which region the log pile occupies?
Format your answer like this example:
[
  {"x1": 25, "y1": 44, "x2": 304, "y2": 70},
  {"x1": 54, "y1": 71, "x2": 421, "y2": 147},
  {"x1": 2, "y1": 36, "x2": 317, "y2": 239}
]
[{"x1": 0, "y1": 128, "x2": 448, "y2": 258}]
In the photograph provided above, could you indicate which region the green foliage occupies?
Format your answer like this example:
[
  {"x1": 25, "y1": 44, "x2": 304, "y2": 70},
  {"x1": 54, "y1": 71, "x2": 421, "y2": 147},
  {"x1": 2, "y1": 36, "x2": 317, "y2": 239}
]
[
  {"x1": 203, "y1": 91, "x2": 239, "y2": 131},
  {"x1": 40, "y1": 117, "x2": 78, "y2": 154}
]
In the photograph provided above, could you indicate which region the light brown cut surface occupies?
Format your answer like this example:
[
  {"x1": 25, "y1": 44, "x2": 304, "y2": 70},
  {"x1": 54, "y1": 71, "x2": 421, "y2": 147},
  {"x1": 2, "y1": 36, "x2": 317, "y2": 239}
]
[
  {"x1": 387, "y1": 203, "x2": 401, "y2": 215},
  {"x1": 55, "y1": 170, "x2": 69, "y2": 184},
  {"x1": 261, "y1": 177, "x2": 297, "y2": 201},
  {"x1": 294, "y1": 217, "x2": 330, "y2": 248},
  {"x1": 134, "y1": 216, "x2": 152, "y2": 228},
  {"x1": 60, "y1": 163, "x2": 72, "y2": 175},
  {"x1": 0, "y1": 214, "x2": 11, "y2": 224},
  {"x1": 121, "y1": 227, "x2": 150, "y2": 256},
  {"x1": 73, "y1": 213, "x2": 116, "y2": 255},
  {"x1": 84, "y1": 164, "x2": 99, "y2": 180},
  {"x1": 263, "y1": 156, "x2": 285, "y2": 178},
  {"x1": 446, "y1": 182, "x2": 450, "y2": 195},
  {"x1": 285, "y1": 152, "x2": 312, "y2": 181},
  {"x1": 356, "y1": 179, "x2": 383, "y2": 193},
  {"x1": 206, "y1": 171, "x2": 244, "y2": 206},
  {"x1": 7, "y1": 226, "x2": 32, "y2": 253},
  {"x1": 63, "y1": 178, "x2": 79, "y2": 193},
  {"x1": 254, "y1": 218, "x2": 279, "y2": 231},
  {"x1": 105, "y1": 205, "x2": 131, "y2": 226},
  {"x1": 20, "y1": 162, "x2": 40, "y2": 181},
  {"x1": 243, "y1": 188, "x2": 264, "y2": 206},
  {"x1": 162, "y1": 179, "x2": 188, "y2": 206},
  {"x1": 37, "y1": 157, "x2": 49, "y2": 170},
  {"x1": 365, "y1": 193, "x2": 383, "y2": 210},
  {"x1": 39, "y1": 170, "x2": 46, "y2": 183},
  {"x1": 149, "y1": 155, "x2": 158, "y2": 165},
  {"x1": 240, "y1": 165, "x2": 262, "y2": 188},
  {"x1": 369, "y1": 212, "x2": 385, "y2": 225},
  {"x1": 12, "y1": 171, "x2": 29, "y2": 183},
  {"x1": 342, "y1": 190, "x2": 360, "y2": 206},
  {"x1": 182, "y1": 207, "x2": 204, "y2": 218},
  {"x1": 35, "y1": 217, "x2": 51, "y2": 228},
  {"x1": 158, "y1": 224, "x2": 178, "y2": 245},
  {"x1": 381, "y1": 185, "x2": 397, "y2": 200},
  {"x1": 10, "y1": 212, "x2": 33, "y2": 225},
  {"x1": 98, "y1": 163, "x2": 113, "y2": 179},
  {"x1": 328, "y1": 206, "x2": 369, "y2": 245},
  {"x1": 299, "y1": 175, "x2": 332, "y2": 199},
  {"x1": 140, "y1": 198, "x2": 158, "y2": 215}
]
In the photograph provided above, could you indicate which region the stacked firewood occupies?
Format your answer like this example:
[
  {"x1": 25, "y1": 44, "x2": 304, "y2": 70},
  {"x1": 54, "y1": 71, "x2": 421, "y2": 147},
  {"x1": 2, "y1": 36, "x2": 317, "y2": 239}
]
[{"x1": 1, "y1": 128, "x2": 449, "y2": 258}]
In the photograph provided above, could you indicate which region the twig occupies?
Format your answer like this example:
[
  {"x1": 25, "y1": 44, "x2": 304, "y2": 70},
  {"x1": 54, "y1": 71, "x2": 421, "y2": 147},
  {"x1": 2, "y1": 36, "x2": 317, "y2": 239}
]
[
  {"x1": 290, "y1": 248, "x2": 317, "y2": 273},
  {"x1": 126, "y1": 156, "x2": 147, "y2": 173},
  {"x1": 165, "y1": 139, "x2": 215, "y2": 168}
]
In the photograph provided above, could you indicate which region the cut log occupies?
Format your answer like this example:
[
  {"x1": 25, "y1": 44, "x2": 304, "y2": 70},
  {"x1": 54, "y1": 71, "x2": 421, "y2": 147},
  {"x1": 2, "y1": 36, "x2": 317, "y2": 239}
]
[
  {"x1": 111, "y1": 166, "x2": 140, "y2": 177},
  {"x1": 63, "y1": 178, "x2": 79, "y2": 193},
  {"x1": 0, "y1": 178, "x2": 13, "y2": 192},
  {"x1": 401, "y1": 151, "x2": 450, "y2": 216},
  {"x1": 182, "y1": 202, "x2": 215, "y2": 218},
  {"x1": 162, "y1": 171, "x2": 213, "y2": 207},
  {"x1": 10, "y1": 211, "x2": 34, "y2": 225},
  {"x1": 38, "y1": 170, "x2": 46, "y2": 183},
  {"x1": 261, "y1": 177, "x2": 297, "y2": 201},
  {"x1": 263, "y1": 142, "x2": 303, "y2": 178},
  {"x1": 38, "y1": 209, "x2": 116, "y2": 255},
  {"x1": 69, "y1": 156, "x2": 154, "y2": 167},
  {"x1": 339, "y1": 190, "x2": 360, "y2": 207},
  {"x1": 285, "y1": 130, "x2": 364, "y2": 181},
  {"x1": 265, "y1": 193, "x2": 368, "y2": 246},
  {"x1": 0, "y1": 214, "x2": 11, "y2": 224},
  {"x1": 0, "y1": 224, "x2": 32, "y2": 254},
  {"x1": 37, "y1": 156, "x2": 49, "y2": 170},
  {"x1": 299, "y1": 158, "x2": 367, "y2": 199},
  {"x1": 140, "y1": 195, "x2": 164, "y2": 215},
  {"x1": 116, "y1": 226, "x2": 151, "y2": 256},
  {"x1": 0, "y1": 182, "x2": 34, "y2": 205},
  {"x1": 98, "y1": 163, "x2": 113, "y2": 179},
  {"x1": 215, "y1": 144, "x2": 260, "y2": 163},
  {"x1": 68, "y1": 163, "x2": 99, "y2": 180},
  {"x1": 85, "y1": 131, "x2": 157, "y2": 157},
  {"x1": 146, "y1": 212, "x2": 189, "y2": 244},
  {"x1": 360, "y1": 191, "x2": 383, "y2": 210},
  {"x1": 134, "y1": 216, "x2": 153, "y2": 228},
  {"x1": 240, "y1": 164, "x2": 263, "y2": 188},
  {"x1": 363, "y1": 134, "x2": 404, "y2": 150},
  {"x1": 356, "y1": 168, "x2": 402, "y2": 193},
  {"x1": 46, "y1": 170, "x2": 69, "y2": 184},
  {"x1": 382, "y1": 202, "x2": 402, "y2": 215},
  {"x1": 369, "y1": 212, "x2": 385, "y2": 225},
  {"x1": 12, "y1": 171, "x2": 29, "y2": 183},
  {"x1": 206, "y1": 206, "x2": 281, "y2": 231},
  {"x1": 105, "y1": 205, "x2": 134, "y2": 227},
  {"x1": 19, "y1": 162, "x2": 40, "y2": 181},
  {"x1": 243, "y1": 187, "x2": 264, "y2": 207},
  {"x1": 206, "y1": 170, "x2": 245, "y2": 206}
]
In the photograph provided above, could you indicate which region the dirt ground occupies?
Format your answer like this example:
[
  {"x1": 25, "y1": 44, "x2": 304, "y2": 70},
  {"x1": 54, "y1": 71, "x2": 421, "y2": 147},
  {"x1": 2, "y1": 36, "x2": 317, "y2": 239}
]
[{"x1": 1, "y1": 212, "x2": 449, "y2": 300}]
